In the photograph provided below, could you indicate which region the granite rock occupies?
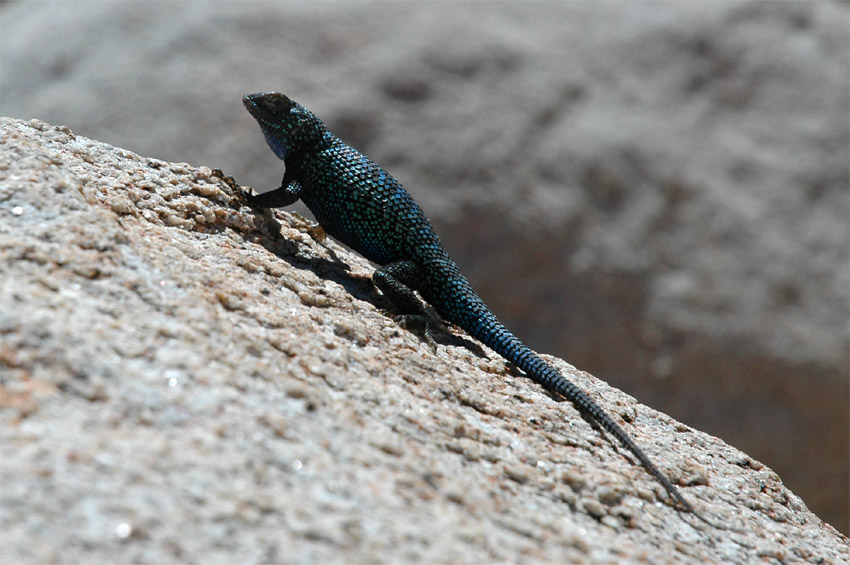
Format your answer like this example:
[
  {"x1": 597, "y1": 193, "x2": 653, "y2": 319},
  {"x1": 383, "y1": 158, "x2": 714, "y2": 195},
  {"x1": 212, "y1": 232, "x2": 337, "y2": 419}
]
[
  {"x1": 1, "y1": 0, "x2": 847, "y2": 534},
  {"x1": 2, "y1": 117, "x2": 849, "y2": 563}
]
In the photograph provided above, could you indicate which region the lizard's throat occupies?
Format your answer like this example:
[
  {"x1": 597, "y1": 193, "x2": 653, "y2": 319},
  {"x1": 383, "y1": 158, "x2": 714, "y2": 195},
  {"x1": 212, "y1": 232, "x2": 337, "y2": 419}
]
[{"x1": 263, "y1": 130, "x2": 288, "y2": 160}]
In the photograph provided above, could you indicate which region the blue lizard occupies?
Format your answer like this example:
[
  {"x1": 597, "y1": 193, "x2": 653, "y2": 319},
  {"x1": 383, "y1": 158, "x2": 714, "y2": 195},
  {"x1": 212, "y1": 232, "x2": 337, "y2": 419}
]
[{"x1": 242, "y1": 91, "x2": 697, "y2": 515}]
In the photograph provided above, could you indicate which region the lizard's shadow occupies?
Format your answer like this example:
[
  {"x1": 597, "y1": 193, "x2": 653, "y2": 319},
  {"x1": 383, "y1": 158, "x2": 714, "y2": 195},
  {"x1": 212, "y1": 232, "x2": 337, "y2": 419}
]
[{"x1": 241, "y1": 205, "x2": 487, "y2": 356}]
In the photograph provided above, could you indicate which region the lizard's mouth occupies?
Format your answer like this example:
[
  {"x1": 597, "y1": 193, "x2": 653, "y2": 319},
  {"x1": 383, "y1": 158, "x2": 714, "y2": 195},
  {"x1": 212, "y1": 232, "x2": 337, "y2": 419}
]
[{"x1": 243, "y1": 93, "x2": 269, "y2": 120}]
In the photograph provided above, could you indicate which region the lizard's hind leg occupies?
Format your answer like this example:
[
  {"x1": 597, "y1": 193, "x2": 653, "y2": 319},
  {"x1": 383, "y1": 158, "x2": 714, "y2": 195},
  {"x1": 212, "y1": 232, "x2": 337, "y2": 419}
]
[{"x1": 373, "y1": 260, "x2": 438, "y2": 348}]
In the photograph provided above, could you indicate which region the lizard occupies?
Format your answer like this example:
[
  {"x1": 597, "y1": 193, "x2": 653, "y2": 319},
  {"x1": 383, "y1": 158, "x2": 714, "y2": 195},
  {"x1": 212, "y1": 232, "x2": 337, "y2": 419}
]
[{"x1": 241, "y1": 91, "x2": 698, "y2": 516}]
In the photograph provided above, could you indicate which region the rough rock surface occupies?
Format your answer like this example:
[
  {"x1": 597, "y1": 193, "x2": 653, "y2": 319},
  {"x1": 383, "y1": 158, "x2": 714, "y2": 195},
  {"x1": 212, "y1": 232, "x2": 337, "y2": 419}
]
[
  {"x1": 1, "y1": 1, "x2": 847, "y2": 535},
  {"x1": 2, "y1": 118, "x2": 848, "y2": 563}
]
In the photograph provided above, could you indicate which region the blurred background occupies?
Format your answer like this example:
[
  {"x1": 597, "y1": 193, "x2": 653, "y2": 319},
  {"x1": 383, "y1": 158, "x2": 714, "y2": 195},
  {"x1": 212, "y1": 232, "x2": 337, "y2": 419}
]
[{"x1": 2, "y1": 1, "x2": 847, "y2": 534}]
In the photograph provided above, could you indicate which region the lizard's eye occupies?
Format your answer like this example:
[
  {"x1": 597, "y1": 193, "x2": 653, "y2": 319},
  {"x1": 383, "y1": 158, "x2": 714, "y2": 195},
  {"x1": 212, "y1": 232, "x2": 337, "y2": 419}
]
[{"x1": 267, "y1": 94, "x2": 291, "y2": 112}]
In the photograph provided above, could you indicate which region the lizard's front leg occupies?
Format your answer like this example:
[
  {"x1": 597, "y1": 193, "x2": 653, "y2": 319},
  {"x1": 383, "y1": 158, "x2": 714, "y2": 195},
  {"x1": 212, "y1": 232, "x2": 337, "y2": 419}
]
[{"x1": 245, "y1": 169, "x2": 303, "y2": 208}]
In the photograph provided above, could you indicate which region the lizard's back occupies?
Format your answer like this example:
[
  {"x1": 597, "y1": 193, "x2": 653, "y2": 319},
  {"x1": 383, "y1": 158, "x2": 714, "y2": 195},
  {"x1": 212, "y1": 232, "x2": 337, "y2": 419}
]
[
  {"x1": 300, "y1": 141, "x2": 482, "y2": 323},
  {"x1": 301, "y1": 141, "x2": 442, "y2": 263}
]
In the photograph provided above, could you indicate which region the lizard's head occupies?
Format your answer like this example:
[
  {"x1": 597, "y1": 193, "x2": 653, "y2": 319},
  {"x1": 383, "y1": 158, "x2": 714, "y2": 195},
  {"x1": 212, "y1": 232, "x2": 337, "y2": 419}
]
[{"x1": 243, "y1": 92, "x2": 329, "y2": 160}]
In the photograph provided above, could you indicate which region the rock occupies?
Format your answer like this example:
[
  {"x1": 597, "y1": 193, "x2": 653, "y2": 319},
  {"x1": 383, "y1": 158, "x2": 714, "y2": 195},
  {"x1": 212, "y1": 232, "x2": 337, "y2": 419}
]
[
  {"x1": 1, "y1": 1, "x2": 846, "y2": 535},
  {"x1": 2, "y1": 117, "x2": 848, "y2": 563}
]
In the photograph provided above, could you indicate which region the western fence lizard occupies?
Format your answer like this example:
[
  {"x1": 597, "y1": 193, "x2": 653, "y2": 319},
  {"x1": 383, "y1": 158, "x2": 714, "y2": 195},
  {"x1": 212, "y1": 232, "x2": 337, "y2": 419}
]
[{"x1": 242, "y1": 92, "x2": 698, "y2": 516}]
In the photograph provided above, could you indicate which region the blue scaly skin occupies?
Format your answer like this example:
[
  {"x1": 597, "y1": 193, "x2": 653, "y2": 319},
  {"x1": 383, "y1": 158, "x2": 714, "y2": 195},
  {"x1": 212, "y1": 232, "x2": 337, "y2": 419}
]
[{"x1": 242, "y1": 92, "x2": 697, "y2": 515}]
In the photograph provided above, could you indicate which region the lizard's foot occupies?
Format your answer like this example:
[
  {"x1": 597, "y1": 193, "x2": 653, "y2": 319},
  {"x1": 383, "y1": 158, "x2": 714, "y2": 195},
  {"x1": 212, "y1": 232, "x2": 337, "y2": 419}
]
[
  {"x1": 394, "y1": 314, "x2": 439, "y2": 351},
  {"x1": 238, "y1": 186, "x2": 259, "y2": 206}
]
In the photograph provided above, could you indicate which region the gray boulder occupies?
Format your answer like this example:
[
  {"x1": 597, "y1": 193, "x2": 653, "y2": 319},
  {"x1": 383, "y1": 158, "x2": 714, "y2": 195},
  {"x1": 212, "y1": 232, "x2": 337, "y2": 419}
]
[{"x1": 1, "y1": 0, "x2": 847, "y2": 533}]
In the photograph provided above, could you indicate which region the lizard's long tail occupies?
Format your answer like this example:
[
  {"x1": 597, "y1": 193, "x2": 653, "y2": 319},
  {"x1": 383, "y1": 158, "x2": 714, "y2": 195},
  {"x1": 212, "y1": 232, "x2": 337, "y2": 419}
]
[{"x1": 463, "y1": 305, "x2": 695, "y2": 513}]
